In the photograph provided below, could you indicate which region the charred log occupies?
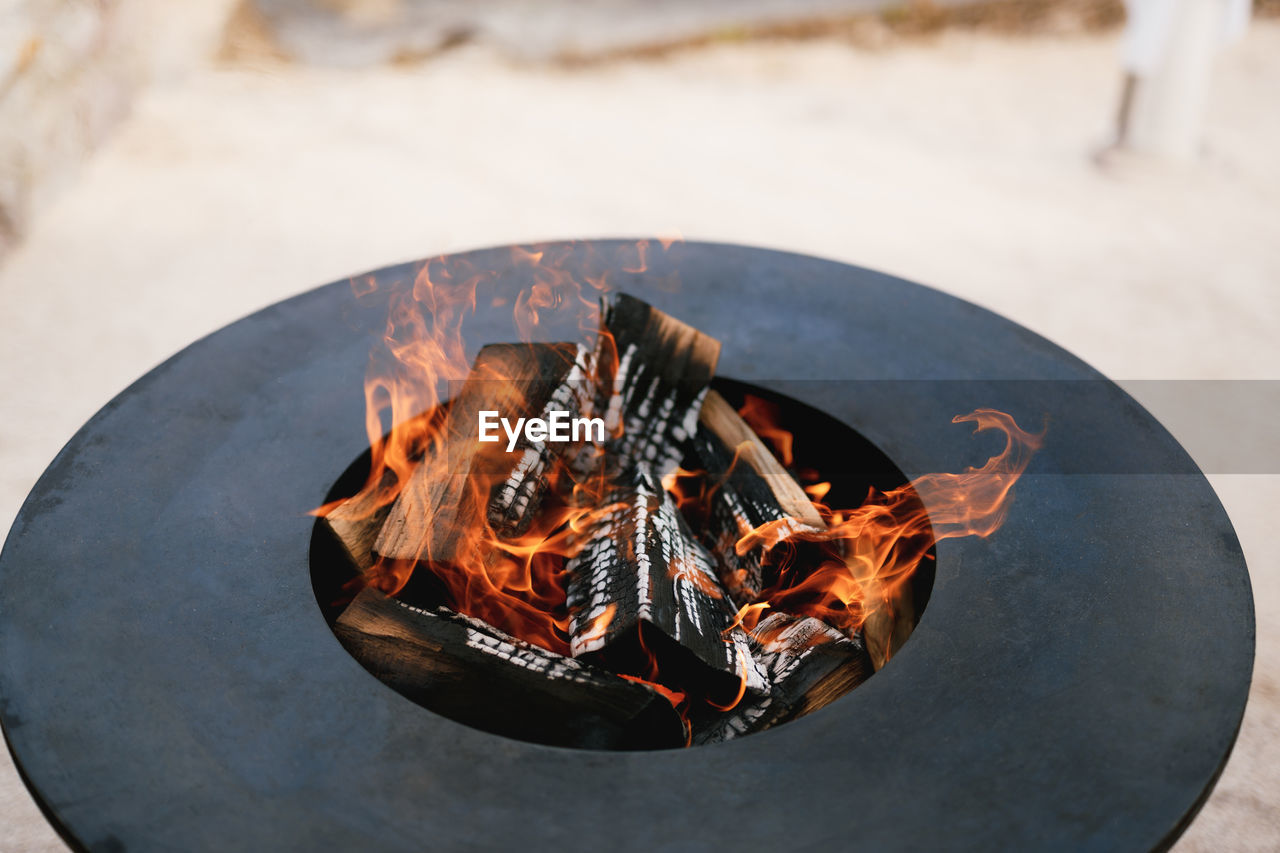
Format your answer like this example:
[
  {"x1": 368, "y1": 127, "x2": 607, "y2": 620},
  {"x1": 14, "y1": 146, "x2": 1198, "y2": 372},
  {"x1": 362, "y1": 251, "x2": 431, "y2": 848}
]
[
  {"x1": 566, "y1": 465, "x2": 768, "y2": 698},
  {"x1": 335, "y1": 587, "x2": 687, "y2": 750},
  {"x1": 694, "y1": 611, "x2": 873, "y2": 744},
  {"x1": 691, "y1": 390, "x2": 826, "y2": 606},
  {"x1": 595, "y1": 293, "x2": 720, "y2": 477},
  {"x1": 374, "y1": 341, "x2": 591, "y2": 564}
]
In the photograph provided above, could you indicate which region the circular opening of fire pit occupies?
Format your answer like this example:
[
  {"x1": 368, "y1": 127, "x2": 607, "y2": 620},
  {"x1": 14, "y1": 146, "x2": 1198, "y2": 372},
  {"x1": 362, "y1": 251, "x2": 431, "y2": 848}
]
[{"x1": 310, "y1": 377, "x2": 933, "y2": 750}]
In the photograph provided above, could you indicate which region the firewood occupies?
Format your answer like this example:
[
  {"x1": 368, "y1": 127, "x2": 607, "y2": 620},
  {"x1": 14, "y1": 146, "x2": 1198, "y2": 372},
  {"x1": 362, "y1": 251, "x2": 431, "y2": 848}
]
[
  {"x1": 691, "y1": 390, "x2": 825, "y2": 605},
  {"x1": 322, "y1": 490, "x2": 391, "y2": 574},
  {"x1": 566, "y1": 464, "x2": 768, "y2": 698},
  {"x1": 861, "y1": 581, "x2": 916, "y2": 671},
  {"x1": 374, "y1": 342, "x2": 591, "y2": 564},
  {"x1": 694, "y1": 611, "x2": 873, "y2": 744},
  {"x1": 335, "y1": 587, "x2": 687, "y2": 750},
  {"x1": 595, "y1": 293, "x2": 721, "y2": 477}
]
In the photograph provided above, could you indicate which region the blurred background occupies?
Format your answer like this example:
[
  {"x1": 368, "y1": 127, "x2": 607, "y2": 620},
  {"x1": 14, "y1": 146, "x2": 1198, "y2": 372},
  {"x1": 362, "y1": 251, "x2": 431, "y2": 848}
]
[{"x1": 1, "y1": 0, "x2": 1277, "y2": 849}]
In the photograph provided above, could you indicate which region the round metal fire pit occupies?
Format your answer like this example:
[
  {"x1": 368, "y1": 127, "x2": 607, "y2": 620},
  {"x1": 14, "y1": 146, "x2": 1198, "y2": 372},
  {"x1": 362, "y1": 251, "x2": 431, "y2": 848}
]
[{"x1": 0, "y1": 241, "x2": 1253, "y2": 851}]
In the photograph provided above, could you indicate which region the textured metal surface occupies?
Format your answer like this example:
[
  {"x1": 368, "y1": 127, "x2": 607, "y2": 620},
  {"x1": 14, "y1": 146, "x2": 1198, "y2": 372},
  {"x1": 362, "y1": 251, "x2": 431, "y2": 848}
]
[{"x1": 0, "y1": 241, "x2": 1253, "y2": 852}]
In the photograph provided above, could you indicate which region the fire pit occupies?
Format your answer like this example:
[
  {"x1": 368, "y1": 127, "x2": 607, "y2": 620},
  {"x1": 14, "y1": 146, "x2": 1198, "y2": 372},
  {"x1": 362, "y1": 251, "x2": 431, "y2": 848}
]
[{"x1": 0, "y1": 241, "x2": 1253, "y2": 850}]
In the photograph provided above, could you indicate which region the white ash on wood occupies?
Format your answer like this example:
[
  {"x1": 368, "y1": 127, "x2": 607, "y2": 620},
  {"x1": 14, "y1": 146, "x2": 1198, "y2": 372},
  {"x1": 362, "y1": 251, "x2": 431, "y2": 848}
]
[
  {"x1": 595, "y1": 293, "x2": 721, "y2": 477},
  {"x1": 694, "y1": 611, "x2": 873, "y2": 744},
  {"x1": 566, "y1": 464, "x2": 768, "y2": 697},
  {"x1": 335, "y1": 587, "x2": 687, "y2": 750}
]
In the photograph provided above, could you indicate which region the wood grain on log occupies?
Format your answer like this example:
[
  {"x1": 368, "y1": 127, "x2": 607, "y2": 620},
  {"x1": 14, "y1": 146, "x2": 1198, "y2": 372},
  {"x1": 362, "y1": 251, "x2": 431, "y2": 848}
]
[
  {"x1": 861, "y1": 580, "x2": 916, "y2": 671},
  {"x1": 374, "y1": 341, "x2": 591, "y2": 564},
  {"x1": 321, "y1": 486, "x2": 391, "y2": 574}
]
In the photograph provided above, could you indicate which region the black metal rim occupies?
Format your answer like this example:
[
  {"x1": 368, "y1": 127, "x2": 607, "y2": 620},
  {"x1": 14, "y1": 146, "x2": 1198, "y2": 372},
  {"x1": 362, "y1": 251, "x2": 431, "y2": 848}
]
[{"x1": 0, "y1": 240, "x2": 1253, "y2": 852}]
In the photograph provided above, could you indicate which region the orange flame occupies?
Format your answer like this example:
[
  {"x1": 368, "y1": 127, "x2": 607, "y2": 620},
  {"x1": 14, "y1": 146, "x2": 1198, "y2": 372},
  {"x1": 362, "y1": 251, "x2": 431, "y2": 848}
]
[
  {"x1": 803, "y1": 481, "x2": 832, "y2": 503},
  {"x1": 321, "y1": 240, "x2": 1042, "y2": 721},
  {"x1": 737, "y1": 394, "x2": 793, "y2": 466},
  {"x1": 737, "y1": 409, "x2": 1044, "y2": 636},
  {"x1": 577, "y1": 603, "x2": 617, "y2": 647},
  {"x1": 319, "y1": 244, "x2": 673, "y2": 653},
  {"x1": 619, "y1": 674, "x2": 689, "y2": 712},
  {"x1": 738, "y1": 394, "x2": 794, "y2": 467}
]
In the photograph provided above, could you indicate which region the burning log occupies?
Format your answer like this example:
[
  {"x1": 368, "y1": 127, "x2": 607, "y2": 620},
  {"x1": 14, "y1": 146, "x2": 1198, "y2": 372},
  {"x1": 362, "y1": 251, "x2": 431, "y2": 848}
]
[
  {"x1": 374, "y1": 341, "x2": 591, "y2": 564},
  {"x1": 694, "y1": 611, "x2": 873, "y2": 745},
  {"x1": 596, "y1": 293, "x2": 721, "y2": 476},
  {"x1": 566, "y1": 465, "x2": 769, "y2": 698},
  {"x1": 692, "y1": 390, "x2": 826, "y2": 605},
  {"x1": 335, "y1": 587, "x2": 687, "y2": 750},
  {"x1": 861, "y1": 582, "x2": 916, "y2": 671}
]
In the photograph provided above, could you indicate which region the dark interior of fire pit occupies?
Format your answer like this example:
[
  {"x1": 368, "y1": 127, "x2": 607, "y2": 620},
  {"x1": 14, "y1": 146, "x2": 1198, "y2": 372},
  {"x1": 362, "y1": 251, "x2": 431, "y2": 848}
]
[{"x1": 310, "y1": 376, "x2": 933, "y2": 749}]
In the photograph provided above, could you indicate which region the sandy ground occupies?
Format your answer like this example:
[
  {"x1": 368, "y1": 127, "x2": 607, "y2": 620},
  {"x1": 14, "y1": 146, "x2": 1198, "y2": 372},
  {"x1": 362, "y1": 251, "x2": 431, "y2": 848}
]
[{"x1": 1, "y1": 22, "x2": 1278, "y2": 851}]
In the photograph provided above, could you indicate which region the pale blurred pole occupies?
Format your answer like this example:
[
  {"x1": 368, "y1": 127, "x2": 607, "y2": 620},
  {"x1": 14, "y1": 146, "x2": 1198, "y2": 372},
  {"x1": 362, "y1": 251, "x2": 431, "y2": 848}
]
[{"x1": 1115, "y1": 0, "x2": 1251, "y2": 160}]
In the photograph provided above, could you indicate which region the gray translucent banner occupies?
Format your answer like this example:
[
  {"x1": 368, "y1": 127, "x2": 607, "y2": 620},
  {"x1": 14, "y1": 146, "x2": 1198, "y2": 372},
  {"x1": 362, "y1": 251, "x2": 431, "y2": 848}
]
[{"x1": 428, "y1": 378, "x2": 1280, "y2": 476}]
